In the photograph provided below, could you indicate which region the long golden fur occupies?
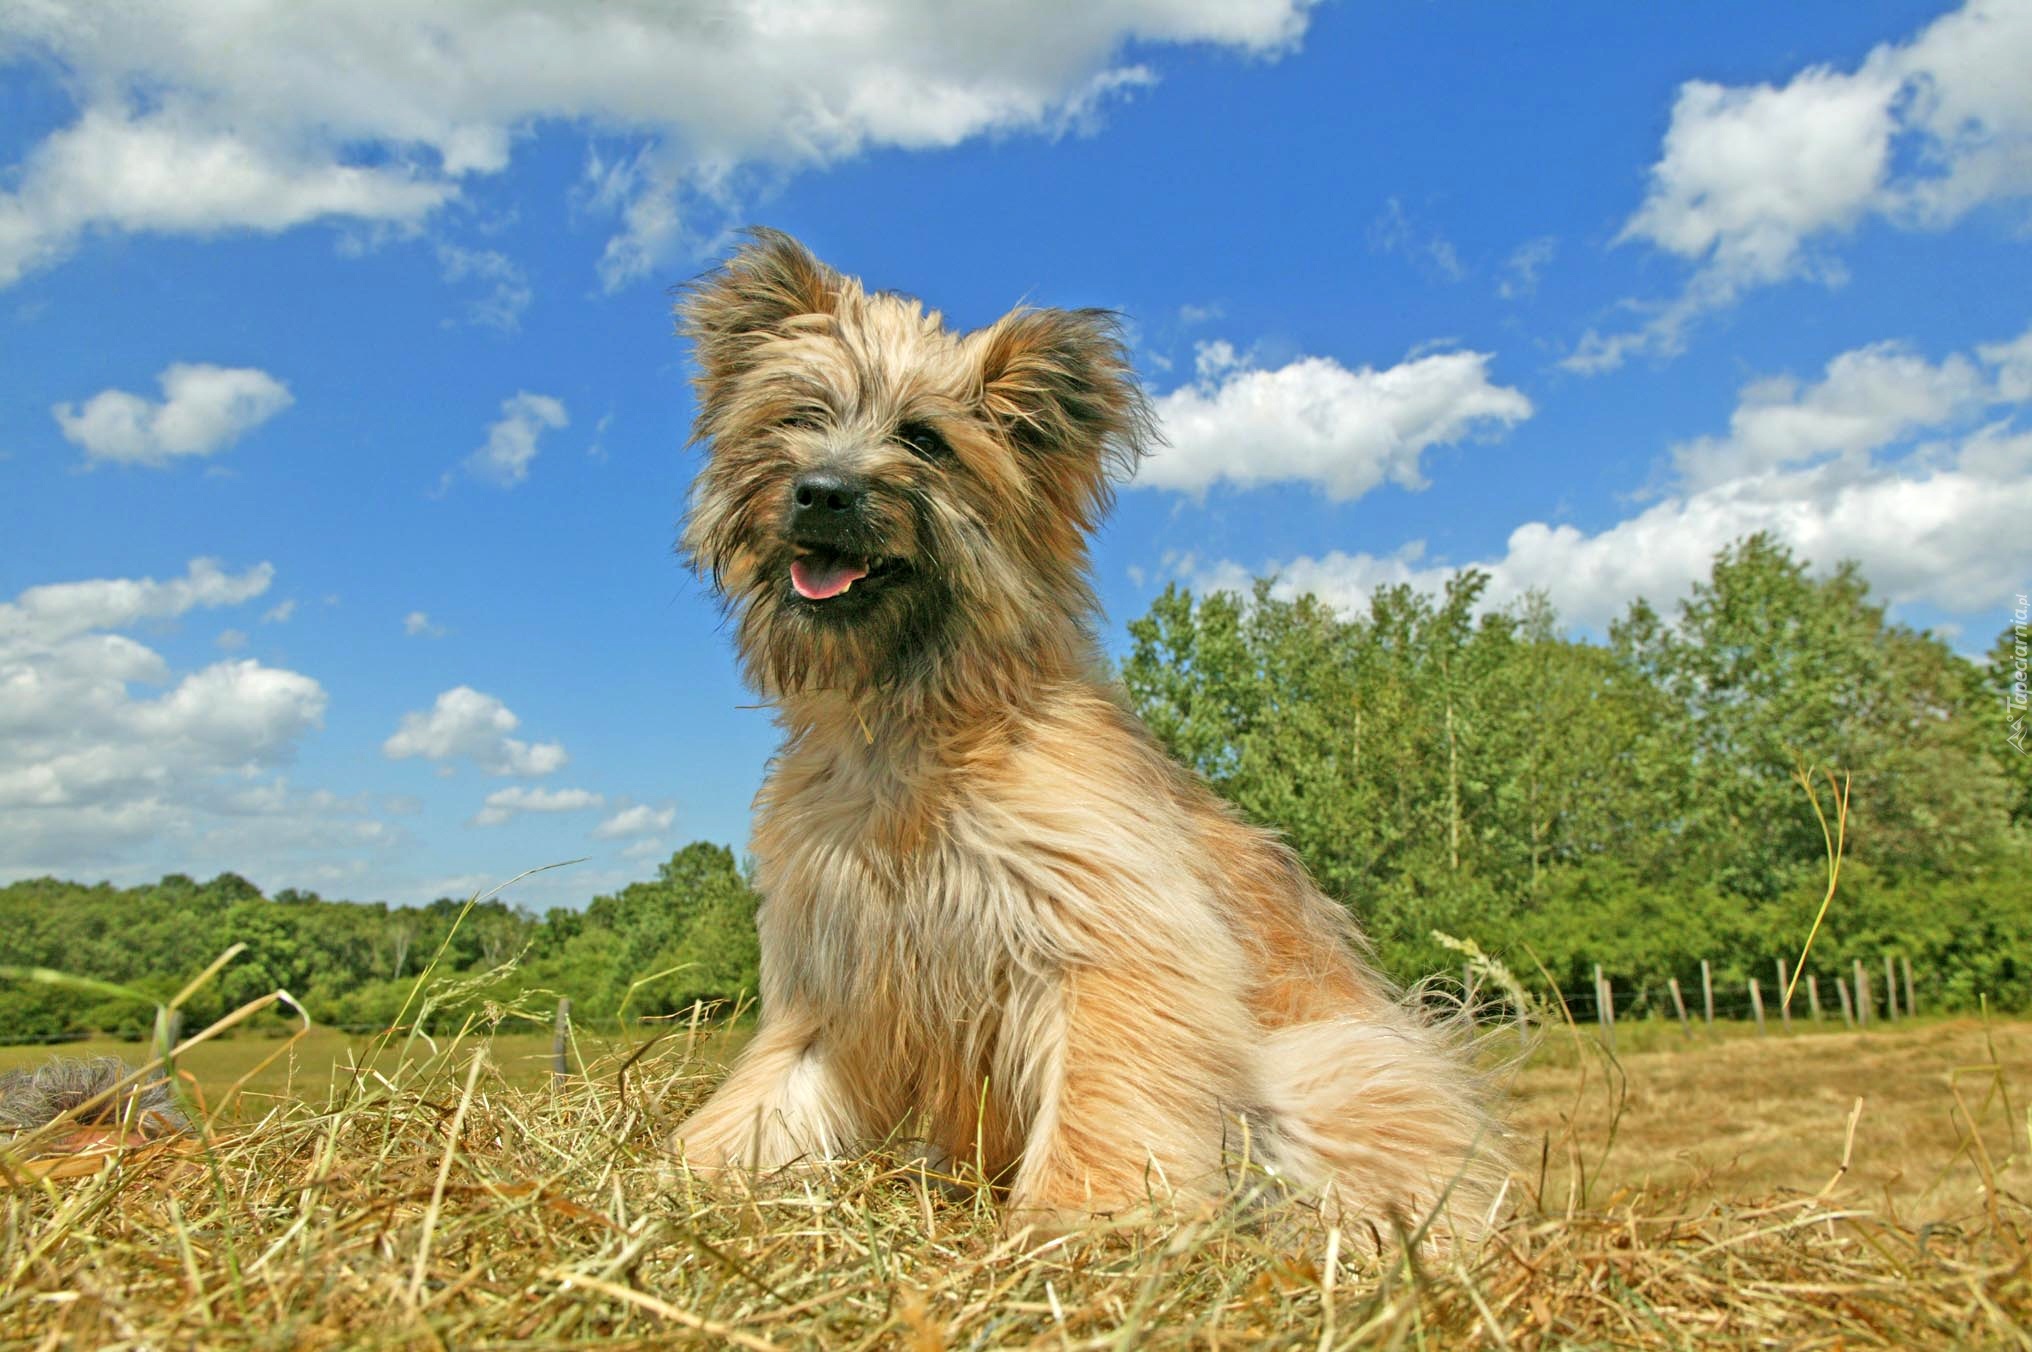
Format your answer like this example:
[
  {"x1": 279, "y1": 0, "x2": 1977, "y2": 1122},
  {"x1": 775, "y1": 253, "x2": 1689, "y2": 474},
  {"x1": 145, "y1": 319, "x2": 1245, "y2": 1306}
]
[{"x1": 670, "y1": 230, "x2": 1502, "y2": 1236}]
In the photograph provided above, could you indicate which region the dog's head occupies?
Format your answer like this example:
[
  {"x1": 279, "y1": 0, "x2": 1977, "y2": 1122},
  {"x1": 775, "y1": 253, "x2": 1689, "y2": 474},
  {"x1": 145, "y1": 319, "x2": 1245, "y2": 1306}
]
[{"x1": 679, "y1": 230, "x2": 1153, "y2": 697}]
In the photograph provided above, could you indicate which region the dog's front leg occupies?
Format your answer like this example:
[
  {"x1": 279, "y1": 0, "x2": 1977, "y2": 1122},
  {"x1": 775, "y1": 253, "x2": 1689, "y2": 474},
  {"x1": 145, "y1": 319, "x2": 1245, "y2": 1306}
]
[
  {"x1": 669, "y1": 1009, "x2": 860, "y2": 1174},
  {"x1": 1003, "y1": 961, "x2": 1248, "y2": 1230}
]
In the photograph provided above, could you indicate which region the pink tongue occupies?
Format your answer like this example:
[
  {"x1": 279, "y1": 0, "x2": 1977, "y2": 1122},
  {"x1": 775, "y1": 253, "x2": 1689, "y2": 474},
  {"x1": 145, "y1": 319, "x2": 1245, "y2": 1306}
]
[{"x1": 791, "y1": 556, "x2": 869, "y2": 600}]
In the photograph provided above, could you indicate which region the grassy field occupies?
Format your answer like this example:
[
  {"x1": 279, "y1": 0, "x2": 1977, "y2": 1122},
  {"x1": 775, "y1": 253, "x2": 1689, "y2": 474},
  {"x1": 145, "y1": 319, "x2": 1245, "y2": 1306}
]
[{"x1": 3, "y1": 1013, "x2": 2028, "y2": 1347}]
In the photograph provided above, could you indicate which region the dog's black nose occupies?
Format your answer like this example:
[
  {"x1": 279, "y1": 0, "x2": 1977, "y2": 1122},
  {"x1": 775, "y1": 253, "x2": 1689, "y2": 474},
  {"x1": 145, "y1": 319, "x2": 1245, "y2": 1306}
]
[{"x1": 790, "y1": 472, "x2": 868, "y2": 537}]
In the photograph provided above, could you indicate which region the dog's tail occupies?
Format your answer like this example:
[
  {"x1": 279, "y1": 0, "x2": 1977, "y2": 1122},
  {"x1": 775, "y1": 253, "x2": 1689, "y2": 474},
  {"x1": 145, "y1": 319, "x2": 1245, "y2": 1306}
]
[{"x1": 1252, "y1": 1006, "x2": 1510, "y2": 1250}]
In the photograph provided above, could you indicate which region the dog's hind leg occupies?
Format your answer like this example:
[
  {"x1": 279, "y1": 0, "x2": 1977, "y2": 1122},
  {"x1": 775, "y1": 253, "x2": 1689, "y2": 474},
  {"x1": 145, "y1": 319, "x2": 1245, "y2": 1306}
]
[{"x1": 669, "y1": 1010, "x2": 863, "y2": 1174}]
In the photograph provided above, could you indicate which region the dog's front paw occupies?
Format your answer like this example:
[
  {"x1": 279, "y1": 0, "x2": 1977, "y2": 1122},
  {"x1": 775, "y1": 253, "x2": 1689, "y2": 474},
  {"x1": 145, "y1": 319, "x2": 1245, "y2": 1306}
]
[
  {"x1": 666, "y1": 1127, "x2": 723, "y2": 1172},
  {"x1": 999, "y1": 1201, "x2": 1092, "y2": 1244}
]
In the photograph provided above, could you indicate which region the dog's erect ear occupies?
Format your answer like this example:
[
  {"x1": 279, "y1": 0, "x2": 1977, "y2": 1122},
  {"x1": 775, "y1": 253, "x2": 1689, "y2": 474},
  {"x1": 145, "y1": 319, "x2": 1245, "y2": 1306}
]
[
  {"x1": 678, "y1": 229, "x2": 841, "y2": 398},
  {"x1": 979, "y1": 308, "x2": 1156, "y2": 498}
]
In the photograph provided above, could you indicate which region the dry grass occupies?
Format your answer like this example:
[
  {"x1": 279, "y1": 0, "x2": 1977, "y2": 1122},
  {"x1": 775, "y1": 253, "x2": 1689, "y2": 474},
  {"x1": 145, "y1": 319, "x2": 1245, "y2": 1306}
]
[{"x1": 3, "y1": 1008, "x2": 2030, "y2": 1349}]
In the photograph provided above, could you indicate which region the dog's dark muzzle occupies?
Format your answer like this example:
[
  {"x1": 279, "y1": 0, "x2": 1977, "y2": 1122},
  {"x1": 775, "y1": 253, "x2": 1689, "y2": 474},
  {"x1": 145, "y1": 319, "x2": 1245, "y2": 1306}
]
[{"x1": 789, "y1": 471, "x2": 874, "y2": 549}]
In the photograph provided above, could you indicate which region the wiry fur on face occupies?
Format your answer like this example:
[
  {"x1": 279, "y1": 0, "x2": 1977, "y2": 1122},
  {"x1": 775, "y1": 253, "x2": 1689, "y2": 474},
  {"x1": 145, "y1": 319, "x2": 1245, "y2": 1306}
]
[{"x1": 679, "y1": 229, "x2": 1155, "y2": 699}]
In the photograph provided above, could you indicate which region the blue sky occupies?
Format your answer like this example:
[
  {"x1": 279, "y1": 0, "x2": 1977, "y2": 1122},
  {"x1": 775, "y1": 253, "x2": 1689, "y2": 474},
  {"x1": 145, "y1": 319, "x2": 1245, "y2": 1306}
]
[{"x1": 3, "y1": 0, "x2": 2028, "y2": 909}]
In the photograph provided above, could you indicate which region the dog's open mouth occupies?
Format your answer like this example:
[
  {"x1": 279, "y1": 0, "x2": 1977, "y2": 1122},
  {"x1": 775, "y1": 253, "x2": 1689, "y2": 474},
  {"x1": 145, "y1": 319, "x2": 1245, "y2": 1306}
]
[{"x1": 790, "y1": 549, "x2": 906, "y2": 602}]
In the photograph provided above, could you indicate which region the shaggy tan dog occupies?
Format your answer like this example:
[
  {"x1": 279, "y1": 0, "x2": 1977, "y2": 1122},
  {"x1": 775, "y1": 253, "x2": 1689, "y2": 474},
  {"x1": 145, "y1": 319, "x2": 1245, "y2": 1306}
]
[{"x1": 671, "y1": 230, "x2": 1500, "y2": 1236}]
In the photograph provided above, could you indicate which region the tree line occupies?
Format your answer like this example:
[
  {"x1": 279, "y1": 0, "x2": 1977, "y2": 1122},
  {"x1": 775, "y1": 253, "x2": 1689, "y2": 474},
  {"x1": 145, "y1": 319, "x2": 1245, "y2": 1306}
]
[
  {"x1": 0, "y1": 843, "x2": 758, "y2": 1041},
  {"x1": 1122, "y1": 533, "x2": 2028, "y2": 1011},
  {"x1": 2, "y1": 533, "x2": 2026, "y2": 1040}
]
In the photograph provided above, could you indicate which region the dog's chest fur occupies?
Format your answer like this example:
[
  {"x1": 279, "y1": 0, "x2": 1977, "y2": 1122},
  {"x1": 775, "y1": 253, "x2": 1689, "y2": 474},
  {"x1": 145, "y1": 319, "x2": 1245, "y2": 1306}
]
[
  {"x1": 746, "y1": 693, "x2": 1158, "y2": 1156},
  {"x1": 753, "y1": 720, "x2": 1056, "y2": 1020}
]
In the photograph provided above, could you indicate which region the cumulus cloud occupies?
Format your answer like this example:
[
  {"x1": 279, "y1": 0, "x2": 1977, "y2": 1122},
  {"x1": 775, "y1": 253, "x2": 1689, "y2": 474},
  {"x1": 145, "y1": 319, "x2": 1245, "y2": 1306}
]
[
  {"x1": 1983, "y1": 326, "x2": 2032, "y2": 403},
  {"x1": 0, "y1": 103, "x2": 450, "y2": 287},
  {"x1": 1621, "y1": 69, "x2": 1898, "y2": 290},
  {"x1": 1570, "y1": 0, "x2": 2032, "y2": 370},
  {"x1": 0, "y1": 556, "x2": 274, "y2": 647},
  {"x1": 403, "y1": 611, "x2": 446, "y2": 639},
  {"x1": 0, "y1": 1, "x2": 1319, "y2": 290},
  {"x1": 592, "y1": 804, "x2": 676, "y2": 840},
  {"x1": 52, "y1": 363, "x2": 293, "y2": 467},
  {"x1": 383, "y1": 686, "x2": 567, "y2": 777},
  {"x1": 0, "y1": 559, "x2": 378, "y2": 880},
  {"x1": 1669, "y1": 340, "x2": 1994, "y2": 490},
  {"x1": 1141, "y1": 341, "x2": 1532, "y2": 500},
  {"x1": 470, "y1": 785, "x2": 604, "y2": 827},
  {"x1": 460, "y1": 392, "x2": 567, "y2": 488},
  {"x1": 1197, "y1": 443, "x2": 2032, "y2": 630},
  {"x1": 1196, "y1": 322, "x2": 2032, "y2": 629}
]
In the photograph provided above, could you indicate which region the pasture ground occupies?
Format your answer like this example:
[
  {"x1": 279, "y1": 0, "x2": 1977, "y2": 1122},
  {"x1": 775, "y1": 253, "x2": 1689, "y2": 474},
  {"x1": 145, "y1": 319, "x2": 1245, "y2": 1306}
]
[{"x1": 2, "y1": 1013, "x2": 2027, "y2": 1347}]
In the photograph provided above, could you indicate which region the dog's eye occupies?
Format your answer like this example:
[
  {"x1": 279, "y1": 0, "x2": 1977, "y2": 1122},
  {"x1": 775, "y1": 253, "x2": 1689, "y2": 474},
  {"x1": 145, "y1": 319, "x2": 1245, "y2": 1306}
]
[
  {"x1": 897, "y1": 421, "x2": 950, "y2": 464},
  {"x1": 780, "y1": 409, "x2": 822, "y2": 432}
]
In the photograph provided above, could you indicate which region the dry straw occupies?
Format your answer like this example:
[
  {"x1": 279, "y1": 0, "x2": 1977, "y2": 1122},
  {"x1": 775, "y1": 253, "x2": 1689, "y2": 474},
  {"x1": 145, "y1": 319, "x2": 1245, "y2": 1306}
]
[
  {"x1": 3, "y1": 1004, "x2": 2028, "y2": 1345},
  {"x1": 2, "y1": 849, "x2": 2028, "y2": 1346}
]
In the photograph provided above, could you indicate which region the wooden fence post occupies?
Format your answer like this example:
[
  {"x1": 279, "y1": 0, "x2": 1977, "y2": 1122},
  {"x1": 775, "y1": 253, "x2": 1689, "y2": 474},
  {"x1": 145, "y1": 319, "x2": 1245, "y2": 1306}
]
[
  {"x1": 1854, "y1": 960, "x2": 1871, "y2": 1029},
  {"x1": 1595, "y1": 965, "x2": 1616, "y2": 1053},
  {"x1": 1836, "y1": 977, "x2": 1855, "y2": 1029},
  {"x1": 1807, "y1": 973, "x2": 1823, "y2": 1022},
  {"x1": 1669, "y1": 977, "x2": 1692, "y2": 1034},
  {"x1": 1884, "y1": 955, "x2": 1899, "y2": 1021},
  {"x1": 1701, "y1": 959, "x2": 1715, "y2": 1028},
  {"x1": 1902, "y1": 955, "x2": 1917, "y2": 1019},
  {"x1": 552, "y1": 998, "x2": 572, "y2": 1082},
  {"x1": 1749, "y1": 977, "x2": 1767, "y2": 1035},
  {"x1": 1775, "y1": 957, "x2": 1793, "y2": 1031}
]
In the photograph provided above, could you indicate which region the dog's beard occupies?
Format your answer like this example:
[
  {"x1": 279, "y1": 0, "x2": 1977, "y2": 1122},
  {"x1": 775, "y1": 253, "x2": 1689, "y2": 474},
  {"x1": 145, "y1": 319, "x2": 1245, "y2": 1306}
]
[{"x1": 732, "y1": 545, "x2": 956, "y2": 697}]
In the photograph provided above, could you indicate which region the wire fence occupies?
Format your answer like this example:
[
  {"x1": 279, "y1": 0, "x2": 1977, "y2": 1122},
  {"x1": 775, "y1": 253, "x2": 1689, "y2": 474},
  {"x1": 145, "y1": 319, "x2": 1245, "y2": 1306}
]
[
  {"x1": 1, "y1": 952, "x2": 1933, "y2": 1053},
  {"x1": 1511, "y1": 952, "x2": 1925, "y2": 1045}
]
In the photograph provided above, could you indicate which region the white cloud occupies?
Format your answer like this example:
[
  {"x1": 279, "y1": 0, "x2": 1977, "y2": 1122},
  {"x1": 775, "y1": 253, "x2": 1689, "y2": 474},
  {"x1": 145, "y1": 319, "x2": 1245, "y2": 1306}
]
[
  {"x1": 1669, "y1": 340, "x2": 1992, "y2": 490},
  {"x1": 261, "y1": 599, "x2": 296, "y2": 624},
  {"x1": 585, "y1": 409, "x2": 615, "y2": 462},
  {"x1": 1196, "y1": 323, "x2": 2032, "y2": 629},
  {"x1": 216, "y1": 628, "x2": 247, "y2": 651},
  {"x1": 1572, "y1": 0, "x2": 2032, "y2": 370},
  {"x1": 0, "y1": 103, "x2": 451, "y2": 287},
  {"x1": 0, "y1": 1, "x2": 1319, "y2": 290},
  {"x1": 1620, "y1": 69, "x2": 1898, "y2": 289},
  {"x1": 52, "y1": 363, "x2": 293, "y2": 467},
  {"x1": 0, "y1": 557, "x2": 274, "y2": 647},
  {"x1": 1497, "y1": 236, "x2": 1557, "y2": 301},
  {"x1": 0, "y1": 559, "x2": 378, "y2": 880},
  {"x1": 471, "y1": 785, "x2": 604, "y2": 827},
  {"x1": 592, "y1": 803, "x2": 676, "y2": 840},
  {"x1": 1198, "y1": 445, "x2": 2032, "y2": 631},
  {"x1": 383, "y1": 685, "x2": 567, "y2": 776},
  {"x1": 621, "y1": 836, "x2": 669, "y2": 861},
  {"x1": 1369, "y1": 197, "x2": 1466, "y2": 283},
  {"x1": 1890, "y1": 0, "x2": 2032, "y2": 226},
  {"x1": 461, "y1": 392, "x2": 567, "y2": 488},
  {"x1": 403, "y1": 610, "x2": 447, "y2": 639},
  {"x1": 1141, "y1": 341, "x2": 1532, "y2": 500},
  {"x1": 436, "y1": 243, "x2": 532, "y2": 331},
  {"x1": 1983, "y1": 326, "x2": 2032, "y2": 403}
]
